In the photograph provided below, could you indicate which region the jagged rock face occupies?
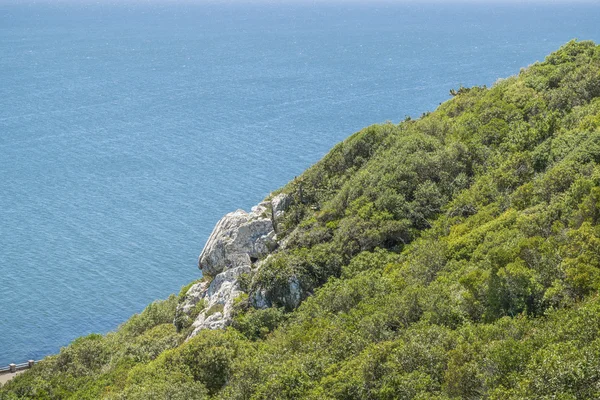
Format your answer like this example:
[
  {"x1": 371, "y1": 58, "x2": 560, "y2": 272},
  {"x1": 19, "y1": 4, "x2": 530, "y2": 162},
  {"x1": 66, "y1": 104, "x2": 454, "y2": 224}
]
[
  {"x1": 176, "y1": 194, "x2": 291, "y2": 337},
  {"x1": 189, "y1": 265, "x2": 250, "y2": 334},
  {"x1": 179, "y1": 281, "x2": 209, "y2": 315},
  {"x1": 198, "y1": 202, "x2": 277, "y2": 277},
  {"x1": 271, "y1": 193, "x2": 292, "y2": 224}
]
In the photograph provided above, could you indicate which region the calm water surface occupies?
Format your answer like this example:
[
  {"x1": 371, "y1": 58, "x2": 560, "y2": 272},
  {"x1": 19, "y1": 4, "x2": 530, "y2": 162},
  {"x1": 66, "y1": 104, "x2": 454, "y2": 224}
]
[{"x1": 0, "y1": 2, "x2": 599, "y2": 365}]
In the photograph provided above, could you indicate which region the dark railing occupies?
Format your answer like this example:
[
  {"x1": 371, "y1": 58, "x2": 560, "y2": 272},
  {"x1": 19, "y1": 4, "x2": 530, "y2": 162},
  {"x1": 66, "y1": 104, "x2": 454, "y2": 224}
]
[{"x1": 0, "y1": 360, "x2": 37, "y2": 375}]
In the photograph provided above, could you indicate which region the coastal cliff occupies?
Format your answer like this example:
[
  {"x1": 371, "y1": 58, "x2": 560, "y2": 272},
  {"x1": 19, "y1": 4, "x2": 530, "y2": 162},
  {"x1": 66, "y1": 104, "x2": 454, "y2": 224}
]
[{"x1": 3, "y1": 41, "x2": 600, "y2": 400}]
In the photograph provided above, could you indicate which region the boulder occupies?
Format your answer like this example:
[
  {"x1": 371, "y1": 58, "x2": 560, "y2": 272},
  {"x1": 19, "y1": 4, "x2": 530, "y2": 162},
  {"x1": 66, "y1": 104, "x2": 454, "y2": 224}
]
[
  {"x1": 271, "y1": 193, "x2": 292, "y2": 225},
  {"x1": 198, "y1": 202, "x2": 276, "y2": 277}
]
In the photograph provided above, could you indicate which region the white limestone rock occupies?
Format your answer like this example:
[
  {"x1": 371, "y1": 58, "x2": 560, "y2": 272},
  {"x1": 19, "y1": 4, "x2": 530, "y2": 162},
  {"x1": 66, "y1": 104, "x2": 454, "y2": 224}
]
[
  {"x1": 271, "y1": 193, "x2": 292, "y2": 225},
  {"x1": 178, "y1": 194, "x2": 293, "y2": 338},
  {"x1": 179, "y1": 281, "x2": 209, "y2": 315},
  {"x1": 198, "y1": 203, "x2": 276, "y2": 277},
  {"x1": 189, "y1": 265, "x2": 251, "y2": 336}
]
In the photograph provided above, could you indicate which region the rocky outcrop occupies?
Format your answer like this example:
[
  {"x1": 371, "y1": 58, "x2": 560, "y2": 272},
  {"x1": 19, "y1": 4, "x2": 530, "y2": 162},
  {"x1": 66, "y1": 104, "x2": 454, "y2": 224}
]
[
  {"x1": 176, "y1": 193, "x2": 291, "y2": 338},
  {"x1": 250, "y1": 274, "x2": 302, "y2": 310},
  {"x1": 198, "y1": 202, "x2": 278, "y2": 277},
  {"x1": 271, "y1": 193, "x2": 292, "y2": 226},
  {"x1": 190, "y1": 265, "x2": 250, "y2": 333},
  {"x1": 178, "y1": 280, "x2": 209, "y2": 315}
]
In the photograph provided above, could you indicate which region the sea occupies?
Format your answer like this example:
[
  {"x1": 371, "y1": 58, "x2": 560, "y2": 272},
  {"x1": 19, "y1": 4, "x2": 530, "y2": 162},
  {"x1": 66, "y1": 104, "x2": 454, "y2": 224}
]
[{"x1": 0, "y1": 0, "x2": 599, "y2": 366}]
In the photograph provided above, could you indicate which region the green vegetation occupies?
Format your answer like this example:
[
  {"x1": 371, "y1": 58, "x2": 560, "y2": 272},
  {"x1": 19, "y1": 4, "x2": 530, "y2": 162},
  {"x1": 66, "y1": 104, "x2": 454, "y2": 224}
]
[{"x1": 3, "y1": 40, "x2": 600, "y2": 399}]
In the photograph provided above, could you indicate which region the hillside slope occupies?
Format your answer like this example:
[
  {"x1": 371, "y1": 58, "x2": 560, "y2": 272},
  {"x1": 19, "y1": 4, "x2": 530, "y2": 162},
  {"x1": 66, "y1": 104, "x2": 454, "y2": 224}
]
[{"x1": 3, "y1": 40, "x2": 600, "y2": 400}]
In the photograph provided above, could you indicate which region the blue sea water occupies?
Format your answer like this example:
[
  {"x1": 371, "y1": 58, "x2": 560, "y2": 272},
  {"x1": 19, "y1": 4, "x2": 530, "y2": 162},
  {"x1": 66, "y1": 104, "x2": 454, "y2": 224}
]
[{"x1": 0, "y1": 1, "x2": 599, "y2": 366}]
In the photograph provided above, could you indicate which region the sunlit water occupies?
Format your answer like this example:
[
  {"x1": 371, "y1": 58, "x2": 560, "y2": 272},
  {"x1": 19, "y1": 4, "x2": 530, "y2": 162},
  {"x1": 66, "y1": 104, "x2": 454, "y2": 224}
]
[{"x1": 0, "y1": 1, "x2": 599, "y2": 365}]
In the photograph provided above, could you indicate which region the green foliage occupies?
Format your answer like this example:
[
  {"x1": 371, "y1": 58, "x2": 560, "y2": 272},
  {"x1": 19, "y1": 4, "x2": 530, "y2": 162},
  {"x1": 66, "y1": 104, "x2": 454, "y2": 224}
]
[
  {"x1": 123, "y1": 324, "x2": 182, "y2": 363},
  {"x1": 119, "y1": 295, "x2": 179, "y2": 338},
  {"x1": 167, "y1": 329, "x2": 249, "y2": 395},
  {"x1": 4, "y1": 40, "x2": 600, "y2": 400},
  {"x1": 232, "y1": 307, "x2": 287, "y2": 340}
]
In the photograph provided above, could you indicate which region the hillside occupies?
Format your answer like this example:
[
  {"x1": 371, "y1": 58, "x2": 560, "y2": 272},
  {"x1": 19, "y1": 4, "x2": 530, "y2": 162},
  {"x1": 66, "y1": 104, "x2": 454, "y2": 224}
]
[{"x1": 2, "y1": 40, "x2": 600, "y2": 399}]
